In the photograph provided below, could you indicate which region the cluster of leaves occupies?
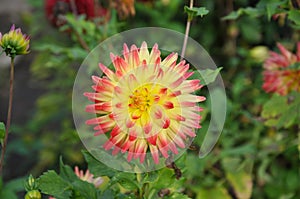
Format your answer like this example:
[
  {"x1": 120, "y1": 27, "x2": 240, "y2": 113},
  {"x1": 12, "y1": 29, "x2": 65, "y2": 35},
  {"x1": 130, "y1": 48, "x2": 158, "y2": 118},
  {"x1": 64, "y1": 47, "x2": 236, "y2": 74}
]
[
  {"x1": 179, "y1": 0, "x2": 300, "y2": 198},
  {"x1": 35, "y1": 151, "x2": 189, "y2": 199},
  {"x1": 38, "y1": 158, "x2": 102, "y2": 199},
  {"x1": 222, "y1": 0, "x2": 300, "y2": 28},
  {"x1": 0, "y1": 177, "x2": 25, "y2": 199},
  {"x1": 262, "y1": 92, "x2": 300, "y2": 128}
]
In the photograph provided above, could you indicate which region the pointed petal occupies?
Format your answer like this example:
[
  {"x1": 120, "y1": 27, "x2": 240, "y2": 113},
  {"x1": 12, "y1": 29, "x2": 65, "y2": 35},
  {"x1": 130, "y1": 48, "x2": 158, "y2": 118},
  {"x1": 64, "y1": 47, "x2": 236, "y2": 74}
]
[
  {"x1": 150, "y1": 145, "x2": 160, "y2": 164},
  {"x1": 139, "y1": 41, "x2": 150, "y2": 61},
  {"x1": 99, "y1": 63, "x2": 117, "y2": 81},
  {"x1": 161, "y1": 52, "x2": 178, "y2": 67}
]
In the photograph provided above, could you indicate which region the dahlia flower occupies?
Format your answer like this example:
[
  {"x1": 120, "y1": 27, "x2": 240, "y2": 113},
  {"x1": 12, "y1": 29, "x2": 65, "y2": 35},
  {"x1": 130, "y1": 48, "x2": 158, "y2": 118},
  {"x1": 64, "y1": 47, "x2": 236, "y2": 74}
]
[
  {"x1": 0, "y1": 24, "x2": 30, "y2": 58},
  {"x1": 262, "y1": 42, "x2": 300, "y2": 95},
  {"x1": 74, "y1": 166, "x2": 103, "y2": 188},
  {"x1": 84, "y1": 42, "x2": 205, "y2": 164}
]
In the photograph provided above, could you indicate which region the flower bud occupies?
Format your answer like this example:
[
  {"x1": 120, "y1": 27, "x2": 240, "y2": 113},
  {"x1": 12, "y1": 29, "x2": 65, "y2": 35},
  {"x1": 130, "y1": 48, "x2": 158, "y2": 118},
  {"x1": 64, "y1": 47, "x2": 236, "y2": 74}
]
[
  {"x1": 24, "y1": 190, "x2": 41, "y2": 199},
  {"x1": 0, "y1": 24, "x2": 30, "y2": 58},
  {"x1": 24, "y1": 175, "x2": 38, "y2": 191},
  {"x1": 250, "y1": 46, "x2": 269, "y2": 62}
]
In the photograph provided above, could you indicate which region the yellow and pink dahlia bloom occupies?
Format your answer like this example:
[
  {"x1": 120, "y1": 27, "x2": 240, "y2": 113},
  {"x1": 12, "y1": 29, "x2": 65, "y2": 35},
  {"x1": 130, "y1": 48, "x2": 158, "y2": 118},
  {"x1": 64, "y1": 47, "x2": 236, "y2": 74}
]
[
  {"x1": 263, "y1": 42, "x2": 300, "y2": 95},
  {"x1": 0, "y1": 24, "x2": 30, "y2": 58},
  {"x1": 84, "y1": 42, "x2": 205, "y2": 164}
]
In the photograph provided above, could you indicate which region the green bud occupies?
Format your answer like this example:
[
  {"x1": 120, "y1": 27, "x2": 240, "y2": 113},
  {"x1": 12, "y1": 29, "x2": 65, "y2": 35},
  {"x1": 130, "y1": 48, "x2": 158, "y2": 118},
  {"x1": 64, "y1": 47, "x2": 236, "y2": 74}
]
[
  {"x1": 24, "y1": 190, "x2": 41, "y2": 199},
  {"x1": 249, "y1": 46, "x2": 269, "y2": 62},
  {"x1": 24, "y1": 174, "x2": 38, "y2": 191}
]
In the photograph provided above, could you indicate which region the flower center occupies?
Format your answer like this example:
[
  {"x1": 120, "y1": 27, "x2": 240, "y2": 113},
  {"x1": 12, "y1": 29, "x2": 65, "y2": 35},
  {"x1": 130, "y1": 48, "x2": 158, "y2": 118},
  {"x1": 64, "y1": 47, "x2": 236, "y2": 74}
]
[{"x1": 128, "y1": 85, "x2": 155, "y2": 119}]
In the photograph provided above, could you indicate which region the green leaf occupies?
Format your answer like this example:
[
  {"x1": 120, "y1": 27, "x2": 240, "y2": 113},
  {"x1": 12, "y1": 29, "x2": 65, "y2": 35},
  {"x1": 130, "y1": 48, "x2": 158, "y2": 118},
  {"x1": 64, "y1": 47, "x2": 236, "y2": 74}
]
[
  {"x1": 242, "y1": 7, "x2": 263, "y2": 17},
  {"x1": 33, "y1": 43, "x2": 66, "y2": 53},
  {"x1": 0, "y1": 177, "x2": 24, "y2": 199},
  {"x1": 141, "y1": 171, "x2": 159, "y2": 184},
  {"x1": 262, "y1": 95, "x2": 300, "y2": 128},
  {"x1": 196, "y1": 187, "x2": 231, "y2": 199},
  {"x1": 191, "y1": 68, "x2": 222, "y2": 86},
  {"x1": 221, "y1": 157, "x2": 242, "y2": 172},
  {"x1": 98, "y1": 190, "x2": 114, "y2": 199},
  {"x1": 0, "y1": 189, "x2": 18, "y2": 199},
  {"x1": 153, "y1": 168, "x2": 175, "y2": 189},
  {"x1": 220, "y1": 144, "x2": 255, "y2": 157},
  {"x1": 0, "y1": 122, "x2": 5, "y2": 144},
  {"x1": 276, "y1": 101, "x2": 299, "y2": 128},
  {"x1": 184, "y1": 6, "x2": 209, "y2": 21},
  {"x1": 113, "y1": 173, "x2": 138, "y2": 190},
  {"x1": 239, "y1": 17, "x2": 262, "y2": 43},
  {"x1": 262, "y1": 95, "x2": 288, "y2": 118},
  {"x1": 38, "y1": 170, "x2": 72, "y2": 199},
  {"x1": 72, "y1": 180, "x2": 97, "y2": 199},
  {"x1": 82, "y1": 151, "x2": 116, "y2": 178},
  {"x1": 222, "y1": 7, "x2": 263, "y2": 20},
  {"x1": 67, "y1": 47, "x2": 88, "y2": 60},
  {"x1": 264, "y1": 118, "x2": 278, "y2": 127},
  {"x1": 261, "y1": 94, "x2": 300, "y2": 128},
  {"x1": 226, "y1": 171, "x2": 252, "y2": 199},
  {"x1": 165, "y1": 192, "x2": 192, "y2": 199},
  {"x1": 222, "y1": 11, "x2": 239, "y2": 20},
  {"x1": 288, "y1": 62, "x2": 300, "y2": 70},
  {"x1": 5, "y1": 177, "x2": 27, "y2": 192},
  {"x1": 59, "y1": 157, "x2": 78, "y2": 182},
  {"x1": 264, "y1": 1, "x2": 285, "y2": 20},
  {"x1": 288, "y1": 10, "x2": 300, "y2": 25}
]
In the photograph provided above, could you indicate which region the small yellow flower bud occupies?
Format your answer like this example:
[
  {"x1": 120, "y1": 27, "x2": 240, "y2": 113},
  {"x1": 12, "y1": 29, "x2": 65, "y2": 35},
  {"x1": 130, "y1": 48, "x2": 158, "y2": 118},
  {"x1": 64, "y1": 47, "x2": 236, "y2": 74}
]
[
  {"x1": 0, "y1": 24, "x2": 30, "y2": 59},
  {"x1": 250, "y1": 46, "x2": 269, "y2": 62}
]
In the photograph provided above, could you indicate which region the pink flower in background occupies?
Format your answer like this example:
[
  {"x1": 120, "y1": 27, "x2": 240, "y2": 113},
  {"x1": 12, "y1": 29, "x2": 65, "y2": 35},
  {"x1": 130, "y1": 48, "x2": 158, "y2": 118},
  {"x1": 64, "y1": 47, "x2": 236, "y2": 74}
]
[
  {"x1": 48, "y1": 166, "x2": 103, "y2": 199},
  {"x1": 262, "y1": 42, "x2": 300, "y2": 95},
  {"x1": 84, "y1": 42, "x2": 205, "y2": 164},
  {"x1": 74, "y1": 166, "x2": 103, "y2": 188}
]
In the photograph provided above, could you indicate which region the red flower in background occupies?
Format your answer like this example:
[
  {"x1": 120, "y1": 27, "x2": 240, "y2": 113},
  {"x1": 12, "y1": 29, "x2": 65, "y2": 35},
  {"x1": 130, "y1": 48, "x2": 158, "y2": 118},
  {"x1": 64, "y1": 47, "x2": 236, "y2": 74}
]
[
  {"x1": 263, "y1": 43, "x2": 300, "y2": 95},
  {"x1": 45, "y1": 0, "x2": 107, "y2": 26},
  {"x1": 111, "y1": 0, "x2": 135, "y2": 18}
]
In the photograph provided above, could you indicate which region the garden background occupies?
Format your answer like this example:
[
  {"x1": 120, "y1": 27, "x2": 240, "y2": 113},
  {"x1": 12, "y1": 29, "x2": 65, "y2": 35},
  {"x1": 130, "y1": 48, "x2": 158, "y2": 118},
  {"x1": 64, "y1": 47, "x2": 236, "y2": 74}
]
[{"x1": 0, "y1": 0, "x2": 299, "y2": 198}]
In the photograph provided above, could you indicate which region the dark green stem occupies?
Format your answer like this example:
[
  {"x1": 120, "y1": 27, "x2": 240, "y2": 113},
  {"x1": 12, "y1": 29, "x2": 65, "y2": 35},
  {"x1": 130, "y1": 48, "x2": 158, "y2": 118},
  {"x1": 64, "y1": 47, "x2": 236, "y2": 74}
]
[
  {"x1": 136, "y1": 173, "x2": 144, "y2": 199},
  {"x1": 298, "y1": 126, "x2": 300, "y2": 159},
  {"x1": 0, "y1": 57, "x2": 15, "y2": 175}
]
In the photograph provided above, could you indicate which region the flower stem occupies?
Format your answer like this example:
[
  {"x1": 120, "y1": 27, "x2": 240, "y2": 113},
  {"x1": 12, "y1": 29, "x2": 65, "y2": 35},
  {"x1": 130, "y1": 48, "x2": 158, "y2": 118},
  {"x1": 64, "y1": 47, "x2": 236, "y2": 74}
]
[
  {"x1": 74, "y1": 30, "x2": 91, "y2": 52},
  {"x1": 0, "y1": 58, "x2": 15, "y2": 175},
  {"x1": 70, "y1": 0, "x2": 78, "y2": 16},
  {"x1": 298, "y1": 126, "x2": 300, "y2": 160},
  {"x1": 180, "y1": 0, "x2": 194, "y2": 60}
]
